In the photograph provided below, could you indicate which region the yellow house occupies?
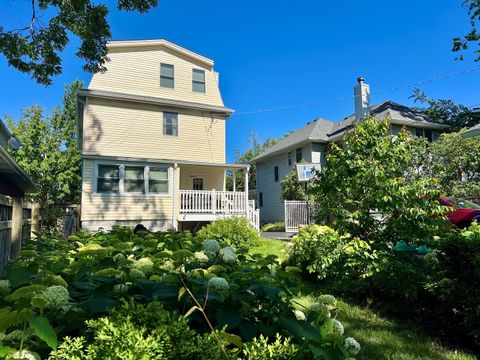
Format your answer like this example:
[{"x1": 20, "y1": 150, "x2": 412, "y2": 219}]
[{"x1": 77, "y1": 39, "x2": 258, "y2": 231}]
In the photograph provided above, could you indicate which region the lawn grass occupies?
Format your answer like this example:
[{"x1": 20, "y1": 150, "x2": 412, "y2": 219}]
[{"x1": 249, "y1": 238, "x2": 477, "y2": 360}]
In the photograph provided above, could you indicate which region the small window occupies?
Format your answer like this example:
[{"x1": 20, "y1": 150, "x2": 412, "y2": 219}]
[
  {"x1": 97, "y1": 165, "x2": 120, "y2": 193},
  {"x1": 163, "y1": 112, "x2": 178, "y2": 136},
  {"x1": 274, "y1": 166, "x2": 279, "y2": 182},
  {"x1": 124, "y1": 166, "x2": 145, "y2": 193},
  {"x1": 192, "y1": 69, "x2": 206, "y2": 93},
  {"x1": 149, "y1": 167, "x2": 169, "y2": 193},
  {"x1": 259, "y1": 192, "x2": 263, "y2": 207},
  {"x1": 192, "y1": 177, "x2": 204, "y2": 190},
  {"x1": 424, "y1": 129, "x2": 433, "y2": 142},
  {"x1": 160, "y1": 64, "x2": 174, "y2": 88},
  {"x1": 415, "y1": 128, "x2": 423, "y2": 137},
  {"x1": 287, "y1": 152, "x2": 292, "y2": 166},
  {"x1": 295, "y1": 148, "x2": 303, "y2": 163}
]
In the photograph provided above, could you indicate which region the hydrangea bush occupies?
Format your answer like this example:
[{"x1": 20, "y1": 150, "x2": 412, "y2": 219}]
[{"x1": 0, "y1": 226, "x2": 359, "y2": 359}]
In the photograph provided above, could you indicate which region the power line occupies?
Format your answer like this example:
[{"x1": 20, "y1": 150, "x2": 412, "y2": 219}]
[{"x1": 233, "y1": 67, "x2": 480, "y2": 116}]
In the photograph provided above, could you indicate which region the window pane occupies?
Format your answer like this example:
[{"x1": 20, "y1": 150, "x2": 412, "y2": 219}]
[
  {"x1": 424, "y1": 129, "x2": 433, "y2": 142},
  {"x1": 150, "y1": 168, "x2": 168, "y2": 180},
  {"x1": 98, "y1": 178, "x2": 119, "y2": 193},
  {"x1": 149, "y1": 181, "x2": 168, "y2": 193},
  {"x1": 163, "y1": 112, "x2": 178, "y2": 136},
  {"x1": 160, "y1": 77, "x2": 174, "y2": 89},
  {"x1": 192, "y1": 81, "x2": 205, "y2": 93},
  {"x1": 415, "y1": 128, "x2": 423, "y2": 137},
  {"x1": 296, "y1": 148, "x2": 303, "y2": 162},
  {"x1": 192, "y1": 69, "x2": 205, "y2": 81},
  {"x1": 125, "y1": 180, "x2": 145, "y2": 193},
  {"x1": 125, "y1": 166, "x2": 144, "y2": 180},
  {"x1": 98, "y1": 165, "x2": 119, "y2": 178},
  {"x1": 161, "y1": 64, "x2": 174, "y2": 77}
]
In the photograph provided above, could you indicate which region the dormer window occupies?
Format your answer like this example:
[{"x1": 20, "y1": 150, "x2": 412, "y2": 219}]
[
  {"x1": 192, "y1": 69, "x2": 206, "y2": 93},
  {"x1": 160, "y1": 63, "x2": 174, "y2": 88}
]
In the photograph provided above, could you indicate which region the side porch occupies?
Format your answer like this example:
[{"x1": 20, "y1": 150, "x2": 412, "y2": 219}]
[{"x1": 176, "y1": 162, "x2": 259, "y2": 230}]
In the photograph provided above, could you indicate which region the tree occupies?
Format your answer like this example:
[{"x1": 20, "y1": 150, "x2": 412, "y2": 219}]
[
  {"x1": 7, "y1": 80, "x2": 83, "y2": 225},
  {"x1": 310, "y1": 118, "x2": 447, "y2": 245},
  {"x1": 280, "y1": 163, "x2": 308, "y2": 201},
  {"x1": 411, "y1": 88, "x2": 480, "y2": 131},
  {"x1": 453, "y1": 0, "x2": 480, "y2": 62},
  {"x1": 226, "y1": 131, "x2": 290, "y2": 191},
  {"x1": 0, "y1": 0, "x2": 158, "y2": 85}
]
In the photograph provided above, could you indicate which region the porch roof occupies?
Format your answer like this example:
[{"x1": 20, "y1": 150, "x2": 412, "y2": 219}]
[{"x1": 81, "y1": 154, "x2": 250, "y2": 169}]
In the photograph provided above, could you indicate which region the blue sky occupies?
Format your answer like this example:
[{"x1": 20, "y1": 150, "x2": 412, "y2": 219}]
[{"x1": 1, "y1": 0, "x2": 479, "y2": 162}]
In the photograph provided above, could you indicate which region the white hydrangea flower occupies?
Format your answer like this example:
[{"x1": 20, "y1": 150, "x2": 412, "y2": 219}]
[
  {"x1": 133, "y1": 257, "x2": 153, "y2": 273},
  {"x1": 333, "y1": 319, "x2": 344, "y2": 335},
  {"x1": 293, "y1": 310, "x2": 306, "y2": 321},
  {"x1": 9, "y1": 350, "x2": 41, "y2": 360},
  {"x1": 113, "y1": 253, "x2": 127, "y2": 263},
  {"x1": 194, "y1": 251, "x2": 209, "y2": 263},
  {"x1": 0, "y1": 279, "x2": 11, "y2": 289},
  {"x1": 37, "y1": 286, "x2": 69, "y2": 310},
  {"x1": 203, "y1": 239, "x2": 221, "y2": 253},
  {"x1": 218, "y1": 247, "x2": 237, "y2": 263},
  {"x1": 345, "y1": 337, "x2": 361, "y2": 355},
  {"x1": 208, "y1": 276, "x2": 229, "y2": 292},
  {"x1": 310, "y1": 302, "x2": 330, "y2": 320}
]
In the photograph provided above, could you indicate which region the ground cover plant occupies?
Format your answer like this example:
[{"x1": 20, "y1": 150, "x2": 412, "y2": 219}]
[{"x1": 0, "y1": 226, "x2": 360, "y2": 359}]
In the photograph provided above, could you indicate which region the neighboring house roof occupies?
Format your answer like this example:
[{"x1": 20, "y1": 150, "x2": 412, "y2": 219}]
[
  {"x1": 252, "y1": 101, "x2": 450, "y2": 162},
  {"x1": 0, "y1": 121, "x2": 36, "y2": 194},
  {"x1": 462, "y1": 123, "x2": 480, "y2": 138},
  {"x1": 106, "y1": 38, "x2": 214, "y2": 67}
]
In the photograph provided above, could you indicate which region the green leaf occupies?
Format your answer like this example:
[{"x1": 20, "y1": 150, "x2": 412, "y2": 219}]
[
  {"x1": 308, "y1": 344, "x2": 342, "y2": 360},
  {"x1": 218, "y1": 331, "x2": 243, "y2": 349},
  {"x1": 178, "y1": 287, "x2": 186, "y2": 301},
  {"x1": 0, "y1": 309, "x2": 21, "y2": 332},
  {"x1": 0, "y1": 344, "x2": 13, "y2": 357},
  {"x1": 6, "y1": 266, "x2": 34, "y2": 287},
  {"x1": 215, "y1": 308, "x2": 242, "y2": 330},
  {"x1": 28, "y1": 315, "x2": 58, "y2": 349},
  {"x1": 279, "y1": 315, "x2": 319, "y2": 341},
  {"x1": 184, "y1": 306, "x2": 199, "y2": 319},
  {"x1": 320, "y1": 318, "x2": 334, "y2": 337}
]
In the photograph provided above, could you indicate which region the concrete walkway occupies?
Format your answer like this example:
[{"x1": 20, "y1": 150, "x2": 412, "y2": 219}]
[{"x1": 261, "y1": 232, "x2": 296, "y2": 240}]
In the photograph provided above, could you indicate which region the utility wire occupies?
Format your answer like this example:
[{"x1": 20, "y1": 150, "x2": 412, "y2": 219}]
[{"x1": 233, "y1": 67, "x2": 480, "y2": 116}]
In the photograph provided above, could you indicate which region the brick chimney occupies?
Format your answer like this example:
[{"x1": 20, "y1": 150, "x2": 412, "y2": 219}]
[{"x1": 354, "y1": 76, "x2": 370, "y2": 121}]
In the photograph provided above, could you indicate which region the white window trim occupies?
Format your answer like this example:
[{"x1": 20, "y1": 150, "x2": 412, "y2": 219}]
[
  {"x1": 93, "y1": 160, "x2": 172, "y2": 197},
  {"x1": 163, "y1": 112, "x2": 179, "y2": 137}
]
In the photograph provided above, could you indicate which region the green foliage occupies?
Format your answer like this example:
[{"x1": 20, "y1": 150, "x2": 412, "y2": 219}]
[
  {"x1": 0, "y1": 1, "x2": 158, "y2": 85},
  {"x1": 261, "y1": 222, "x2": 285, "y2": 232},
  {"x1": 196, "y1": 217, "x2": 260, "y2": 249},
  {"x1": 310, "y1": 118, "x2": 448, "y2": 246},
  {"x1": 287, "y1": 225, "x2": 377, "y2": 281},
  {"x1": 280, "y1": 165, "x2": 309, "y2": 201},
  {"x1": 452, "y1": 0, "x2": 480, "y2": 62},
  {"x1": 0, "y1": 227, "x2": 356, "y2": 359},
  {"x1": 242, "y1": 334, "x2": 302, "y2": 359},
  {"x1": 7, "y1": 81, "x2": 83, "y2": 226}
]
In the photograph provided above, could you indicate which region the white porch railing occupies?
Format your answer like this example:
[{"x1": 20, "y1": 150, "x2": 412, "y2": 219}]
[
  {"x1": 180, "y1": 190, "x2": 247, "y2": 214},
  {"x1": 179, "y1": 190, "x2": 260, "y2": 230}
]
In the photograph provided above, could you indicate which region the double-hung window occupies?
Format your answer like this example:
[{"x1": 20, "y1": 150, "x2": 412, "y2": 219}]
[
  {"x1": 97, "y1": 165, "x2": 120, "y2": 193},
  {"x1": 192, "y1": 69, "x2": 206, "y2": 93},
  {"x1": 287, "y1": 151, "x2": 292, "y2": 166},
  {"x1": 160, "y1": 63, "x2": 174, "y2": 88},
  {"x1": 124, "y1": 166, "x2": 145, "y2": 193},
  {"x1": 274, "y1": 166, "x2": 279, "y2": 182},
  {"x1": 163, "y1": 112, "x2": 178, "y2": 136},
  {"x1": 149, "y1": 167, "x2": 169, "y2": 193},
  {"x1": 295, "y1": 148, "x2": 303, "y2": 163}
]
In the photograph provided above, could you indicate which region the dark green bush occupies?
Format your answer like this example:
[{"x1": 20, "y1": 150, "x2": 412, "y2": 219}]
[
  {"x1": 196, "y1": 217, "x2": 260, "y2": 249},
  {"x1": 261, "y1": 222, "x2": 285, "y2": 232}
]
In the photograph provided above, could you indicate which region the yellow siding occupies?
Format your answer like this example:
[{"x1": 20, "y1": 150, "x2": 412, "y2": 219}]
[
  {"x1": 81, "y1": 159, "x2": 175, "y2": 221},
  {"x1": 89, "y1": 46, "x2": 224, "y2": 106},
  {"x1": 179, "y1": 165, "x2": 225, "y2": 190},
  {"x1": 83, "y1": 97, "x2": 226, "y2": 163}
]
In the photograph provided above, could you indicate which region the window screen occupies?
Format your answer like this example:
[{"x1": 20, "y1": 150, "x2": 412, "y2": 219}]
[{"x1": 192, "y1": 69, "x2": 206, "y2": 93}]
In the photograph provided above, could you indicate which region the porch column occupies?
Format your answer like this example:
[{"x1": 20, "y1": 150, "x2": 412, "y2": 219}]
[
  {"x1": 244, "y1": 166, "x2": 249, "y2": 214},
  {"x1": 11, "y1": 196, "x2": 23, "y2": 259},
  {"x1": 233, "y1": 170, "x2": 236, "y2": 192}
]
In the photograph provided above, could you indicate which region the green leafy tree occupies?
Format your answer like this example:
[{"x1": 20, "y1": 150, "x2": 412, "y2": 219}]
[
  {"x1": 310, "y1": 118, "x2": 447, "y2": 246},
  {"x1": 280, "y1": 164, "x2": 308, "y2": 201},
  {"x1": 411, "y1": 88, "x2": 480, "y2": 131},
  {"x1": 453, "y1": 0, "x2": 480, "y2": 62},
  {"x1": 7, "y1": 81, "x2": 82, "y2": 225},
  {"x1": 0, "y1": 0, "x2": 158, "y2": 85}
]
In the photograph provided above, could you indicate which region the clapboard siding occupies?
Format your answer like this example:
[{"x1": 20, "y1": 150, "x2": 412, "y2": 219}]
[
  {"x1": 83, "y1": 97, "x2": 225, "y2": 163},
  {"x1": 179, "y1": 165, "x2": 225, "y2": 191},
  {"x1": 89, "y1": 46, "x2": 224, "y2": 106},
  {"x1": 81, "y1": 159, "x2": 175, "y2": 222}
]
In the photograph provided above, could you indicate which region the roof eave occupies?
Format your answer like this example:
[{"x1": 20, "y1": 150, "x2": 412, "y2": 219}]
[{"x1": 0, "y1": 146, "x2": 37, "y2": 193}]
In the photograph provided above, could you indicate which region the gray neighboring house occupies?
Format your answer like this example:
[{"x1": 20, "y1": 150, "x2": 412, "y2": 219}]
[
  {"x1": 252, "y1": 78, "x2": 449, "y2": 224},
  {"x1": 462, "y1": 123, "x2": 480, "y2": 138}
]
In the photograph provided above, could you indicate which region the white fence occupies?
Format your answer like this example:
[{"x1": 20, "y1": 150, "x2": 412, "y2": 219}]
[
  {"x1": 247, "y1": 200, "x2": 260, "y2": 231},
  {"x1": 284, "y1": 200, "x2": 314, "y2": 233}
]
